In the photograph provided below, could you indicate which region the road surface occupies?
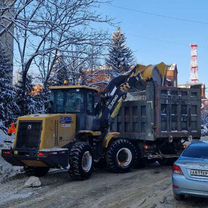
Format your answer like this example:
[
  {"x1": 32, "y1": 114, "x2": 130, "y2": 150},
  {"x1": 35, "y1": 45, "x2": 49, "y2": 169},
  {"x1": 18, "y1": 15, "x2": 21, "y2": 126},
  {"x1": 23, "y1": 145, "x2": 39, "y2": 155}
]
[{"x1": 1, "y1": 163, "x2": 208, "y2": 208}]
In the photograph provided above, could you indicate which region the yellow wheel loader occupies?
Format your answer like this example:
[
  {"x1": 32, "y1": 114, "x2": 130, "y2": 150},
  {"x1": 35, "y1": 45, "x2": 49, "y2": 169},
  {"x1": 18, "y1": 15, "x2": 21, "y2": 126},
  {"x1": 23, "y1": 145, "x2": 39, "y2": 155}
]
[{"x1": 2, "y1": 63, "x2": 201, "y2": 180}]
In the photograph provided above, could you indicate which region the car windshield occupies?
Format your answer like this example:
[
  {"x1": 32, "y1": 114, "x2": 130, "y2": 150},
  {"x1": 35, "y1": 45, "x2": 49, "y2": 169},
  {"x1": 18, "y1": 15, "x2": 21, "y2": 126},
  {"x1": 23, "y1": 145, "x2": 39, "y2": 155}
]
[
  {"x1": 182, "y1": 144, "x2": 208, "y2": 158},
  {"x1": 50, "y1": 89, "x2": 84, "y2": 113}
]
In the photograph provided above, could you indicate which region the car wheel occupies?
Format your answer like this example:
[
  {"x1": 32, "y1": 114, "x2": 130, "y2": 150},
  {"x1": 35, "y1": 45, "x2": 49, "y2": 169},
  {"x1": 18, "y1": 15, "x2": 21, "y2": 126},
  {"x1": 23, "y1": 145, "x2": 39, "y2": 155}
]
[
  {"x1": 106, "y1": 139, "x2": 138, "y2": 173},
  {"x1": 69, "y1": 142, "x2": 94, "y2": 180},
  {"x1": 24, "y1": 166, "x2": 49, "y2": 177}
]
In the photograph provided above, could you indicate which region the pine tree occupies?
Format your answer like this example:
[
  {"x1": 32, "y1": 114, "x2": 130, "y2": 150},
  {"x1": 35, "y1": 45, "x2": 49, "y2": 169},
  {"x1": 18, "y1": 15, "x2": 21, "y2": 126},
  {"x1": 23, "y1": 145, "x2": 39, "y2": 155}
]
[
  {"x1": 15, "y1": 72, "x2": 36, "y2": 116},
  {"x1": 0, "y1": 44, "x2": 19, "y2": 132},
  {"x1": 49, "y1": 51, "x2": 68, "y2": 86},
  {"x1": 106, "y1": 28, "x2": 135, "y2": 78}
]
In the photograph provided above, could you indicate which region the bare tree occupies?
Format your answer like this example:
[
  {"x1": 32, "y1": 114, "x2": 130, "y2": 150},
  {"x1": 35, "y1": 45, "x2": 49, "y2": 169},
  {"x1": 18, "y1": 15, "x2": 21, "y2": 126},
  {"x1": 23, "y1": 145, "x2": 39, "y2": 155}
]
[
  {"x1": 0, "y1": 0, "x2": 34, "y2": 36},
  {"x1": 4, "y1": 0, "x2": 112, "y2": 114}
]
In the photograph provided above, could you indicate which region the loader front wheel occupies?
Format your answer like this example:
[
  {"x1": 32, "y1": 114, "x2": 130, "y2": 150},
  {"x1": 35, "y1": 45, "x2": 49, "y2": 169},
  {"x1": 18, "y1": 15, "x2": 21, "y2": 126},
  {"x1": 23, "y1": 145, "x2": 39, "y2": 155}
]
[
  {"x1": 69, "y1": 142, "x2": 94, "y2": 180},
  {"x1": 106, "y1": 139, "x2": 137, "y2": 173}
]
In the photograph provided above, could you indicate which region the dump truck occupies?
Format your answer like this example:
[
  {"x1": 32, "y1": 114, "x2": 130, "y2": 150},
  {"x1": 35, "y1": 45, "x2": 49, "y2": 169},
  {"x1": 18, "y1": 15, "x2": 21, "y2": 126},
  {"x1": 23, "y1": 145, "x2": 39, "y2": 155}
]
[
  {"x1": 2, "y1": 63, "x2": 201, "y2": 179},
  {"x1": 110, "y1": 81, "x2": 201, "y2": 166}
]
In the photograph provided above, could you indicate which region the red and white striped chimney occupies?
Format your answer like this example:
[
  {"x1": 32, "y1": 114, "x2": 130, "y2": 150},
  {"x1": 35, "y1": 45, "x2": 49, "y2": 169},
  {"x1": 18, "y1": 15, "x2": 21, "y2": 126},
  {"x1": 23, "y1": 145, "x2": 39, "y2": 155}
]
[{"x1": 190, "y1": 44, "x2": 199, "y2": 84}]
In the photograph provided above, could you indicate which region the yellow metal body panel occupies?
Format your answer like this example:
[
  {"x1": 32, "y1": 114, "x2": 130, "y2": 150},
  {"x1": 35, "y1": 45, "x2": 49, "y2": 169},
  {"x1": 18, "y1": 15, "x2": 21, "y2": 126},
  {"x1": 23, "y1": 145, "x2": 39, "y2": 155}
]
[
  {"x1": 103, "y1": 132, "x2": 120, "y2": 148},
  {"x1": 131, "y1": 64, "x2": 146, "y2": 77},
  {"x1": 55, "y1": 115, "x2": 76, "y2": 148},
  {"x1": 49, "y1": 85, "x2": 98, "y2": 92},
  {"x1": 111, "y1": 101, "x2": 122, "y2": 119},
  {"x1": 133, "y1": 62, "x2": 169, "y2": 81},
  {"x1": 14, "y1": 114, "x2": 76, "y2": 150},
  {"x1": 142, "y1": 65, "x2": 155, "y2": 80},
  {"x1": 78, "y1": 130, "x2": 102, "y2": 137},
  {"x1": 156, "y1": 62, "x2": 168, "y2": 78}
]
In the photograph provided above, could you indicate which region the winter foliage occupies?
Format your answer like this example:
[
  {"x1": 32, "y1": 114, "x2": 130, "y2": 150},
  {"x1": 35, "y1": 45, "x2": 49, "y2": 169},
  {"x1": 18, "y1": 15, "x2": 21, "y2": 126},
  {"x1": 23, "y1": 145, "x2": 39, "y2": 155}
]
[
  {"x1": 0, "y1": 45, "x2": 19, "y2": 132},
  {"x1": 106, "y1": 28, "x2": 135, "y2": 78},
  {"x1": 0, "y1": 0, "x2": 120, "y2": 133},
  {"x1": 49, "y1": 51, "x2": 69, "y2": 86},
  {"x1": 15, "y1": 72, "x2": 49, "y2": 116}
]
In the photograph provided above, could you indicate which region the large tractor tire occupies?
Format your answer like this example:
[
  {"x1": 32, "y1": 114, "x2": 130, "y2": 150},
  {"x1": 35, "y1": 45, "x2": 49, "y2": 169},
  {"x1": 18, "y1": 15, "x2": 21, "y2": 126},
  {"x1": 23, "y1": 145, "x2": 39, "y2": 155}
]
[
  {"x1": 69, "y1": 142, "x2": 94, "y2": 180},
  {"x1": 106, "y1": 139, "x2": 138, "y2": 173},
  {"x1": 24, "y1": 166, "x2": 49, "y2": 177}
]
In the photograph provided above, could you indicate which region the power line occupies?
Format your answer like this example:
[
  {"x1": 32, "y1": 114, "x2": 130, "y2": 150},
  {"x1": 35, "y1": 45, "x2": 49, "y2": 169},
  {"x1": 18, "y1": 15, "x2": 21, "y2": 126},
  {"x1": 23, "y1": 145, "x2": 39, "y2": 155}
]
[
  {"x1": 128, "y1": 33, "x2": 186, "y2": 46},
  {"x1": 128, "y1": 33, "x2": 208, "y2": 50},
  {"x1": 111, "y1": 4, "x2": 208, "y2": 25}
]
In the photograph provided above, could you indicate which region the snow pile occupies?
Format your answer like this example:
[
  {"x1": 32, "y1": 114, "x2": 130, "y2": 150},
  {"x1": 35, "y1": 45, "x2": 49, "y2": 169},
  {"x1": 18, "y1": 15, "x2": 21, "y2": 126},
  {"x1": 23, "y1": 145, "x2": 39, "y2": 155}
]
[
  {"x1": 0, "y1": 156, "x2": 19, "y2": 178},
  {"x1": 0, "y1": 130, "x2": 19, "y2": 179},
  {"x1": 0, "y1": 129, "x2": 14, "y2": 148},
  {"x1": 24, "y1": 176, "x2": 41, "y2": 188}
]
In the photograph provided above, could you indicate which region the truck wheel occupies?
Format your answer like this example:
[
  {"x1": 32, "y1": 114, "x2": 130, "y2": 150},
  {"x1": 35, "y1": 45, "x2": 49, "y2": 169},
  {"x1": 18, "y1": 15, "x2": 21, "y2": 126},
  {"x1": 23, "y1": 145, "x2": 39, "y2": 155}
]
[
  {"x1": 106, "y1": 139, "x2": 137, "y2": 173},
  {"x1": 69, "y1": 142, "x2": 94, "y2": 180},
  {"x1": 24, "y1": 166, "x2": 49, "y2": 177}
]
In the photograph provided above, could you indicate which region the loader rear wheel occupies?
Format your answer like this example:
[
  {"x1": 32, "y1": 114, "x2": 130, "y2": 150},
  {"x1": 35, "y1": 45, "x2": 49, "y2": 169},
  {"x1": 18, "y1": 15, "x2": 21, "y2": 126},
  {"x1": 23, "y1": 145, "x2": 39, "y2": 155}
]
[
  {"x1": 69, "y1": 142, "x2": 94, "y2": 180},
  {"x1": 24, "y1": 166, "x2": 49, "y2": 177},
  {"x1": 106, "y1": 139, "x2": 137, "y2": 173}
]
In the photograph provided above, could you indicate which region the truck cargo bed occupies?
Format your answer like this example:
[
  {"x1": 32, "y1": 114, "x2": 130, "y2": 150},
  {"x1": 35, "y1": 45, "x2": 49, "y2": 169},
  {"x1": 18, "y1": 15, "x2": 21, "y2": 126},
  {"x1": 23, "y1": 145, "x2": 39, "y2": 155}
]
[{"x1": 111, "y1": 82, "x2": 201, "y2": 141}]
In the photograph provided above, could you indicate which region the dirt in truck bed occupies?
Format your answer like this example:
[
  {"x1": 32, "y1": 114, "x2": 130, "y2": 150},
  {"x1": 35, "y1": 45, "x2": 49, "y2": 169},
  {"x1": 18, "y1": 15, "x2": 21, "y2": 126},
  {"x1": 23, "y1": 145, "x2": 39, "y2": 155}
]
[{"x1": 1, "y1": 163, "x2": 208, "y2": 208}]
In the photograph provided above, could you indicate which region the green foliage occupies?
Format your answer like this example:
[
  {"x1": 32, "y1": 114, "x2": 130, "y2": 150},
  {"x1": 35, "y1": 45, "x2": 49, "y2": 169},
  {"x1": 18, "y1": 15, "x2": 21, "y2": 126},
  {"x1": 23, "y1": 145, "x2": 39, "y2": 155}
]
[
  {"x1": 106, "y1": 28, "x2": 135, "y2": 77},
  {"x1": 0, "y1": 44, "x2": 19, "y2": 131}
]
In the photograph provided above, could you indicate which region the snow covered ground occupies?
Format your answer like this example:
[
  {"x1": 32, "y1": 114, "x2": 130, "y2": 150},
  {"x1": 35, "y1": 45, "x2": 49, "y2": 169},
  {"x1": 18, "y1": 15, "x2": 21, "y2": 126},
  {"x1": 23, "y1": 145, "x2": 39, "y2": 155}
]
[
  {"x1": 0, "y1": 129, "x2": 15, "y2": 148},
  {"x1": 0, "y1": 130, "x2": 20, "y2": 179}
]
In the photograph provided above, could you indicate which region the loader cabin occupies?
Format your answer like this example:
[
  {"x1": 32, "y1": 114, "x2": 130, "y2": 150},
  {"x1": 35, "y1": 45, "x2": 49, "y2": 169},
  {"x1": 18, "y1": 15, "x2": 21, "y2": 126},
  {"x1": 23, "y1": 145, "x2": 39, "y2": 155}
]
[
  {"x1": 49, "y1": 85, "x2": 99, "y2": 115},
  {"x1": 48, "y1": 85, "x2": 101, "y2": 131}
]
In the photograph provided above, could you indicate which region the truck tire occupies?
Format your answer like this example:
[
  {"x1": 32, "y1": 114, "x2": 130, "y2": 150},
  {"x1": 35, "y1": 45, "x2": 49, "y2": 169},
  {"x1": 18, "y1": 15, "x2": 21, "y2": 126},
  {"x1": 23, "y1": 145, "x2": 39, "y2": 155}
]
[
  {"x1": 106, "y1": 139, "x2": 137, "y2": 173},
  {"x1": 69, "y1": 142, "x2": 94, "y2": 180},
  {"x1": 24, "y1": 166, "x2": 49, "y2": 177}
]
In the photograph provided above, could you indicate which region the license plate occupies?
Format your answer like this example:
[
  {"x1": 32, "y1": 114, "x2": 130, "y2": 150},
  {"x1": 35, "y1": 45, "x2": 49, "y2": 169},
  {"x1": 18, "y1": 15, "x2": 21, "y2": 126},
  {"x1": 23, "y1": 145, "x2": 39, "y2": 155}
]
[{"x1": 190, "y1": 169, "x2": 208, "y2": 177}]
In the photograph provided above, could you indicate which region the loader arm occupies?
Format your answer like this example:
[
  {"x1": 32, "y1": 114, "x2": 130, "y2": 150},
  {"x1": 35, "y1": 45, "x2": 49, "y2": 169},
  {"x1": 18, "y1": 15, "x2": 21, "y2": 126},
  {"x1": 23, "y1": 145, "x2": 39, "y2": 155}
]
[{"x1": 98, "y1": 63, "x2": 169, "y2": 129}]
